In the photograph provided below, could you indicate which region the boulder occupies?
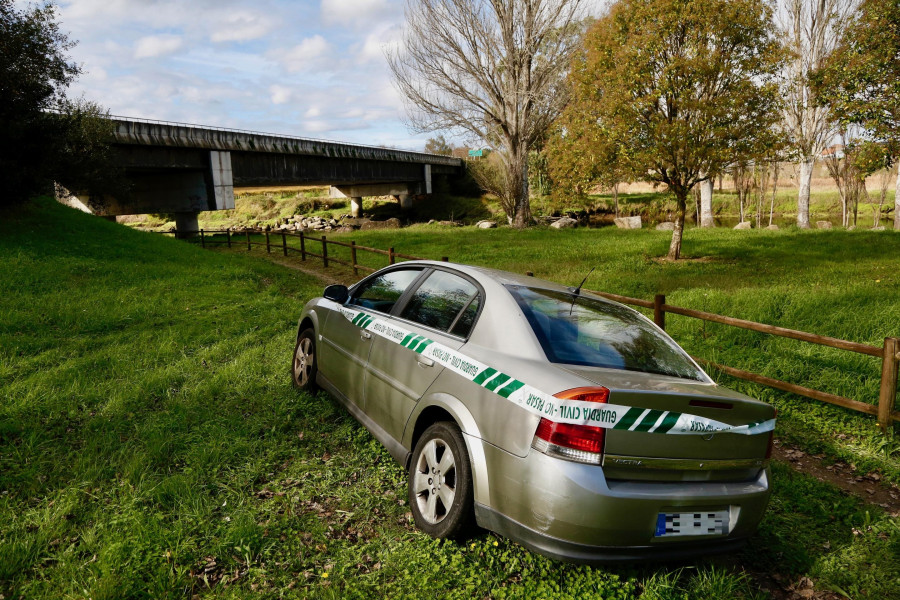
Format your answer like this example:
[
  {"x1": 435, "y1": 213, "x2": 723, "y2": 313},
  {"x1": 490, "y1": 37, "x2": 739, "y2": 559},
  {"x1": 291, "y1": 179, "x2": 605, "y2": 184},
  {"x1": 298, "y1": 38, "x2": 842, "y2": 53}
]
[
  {"x1": 733, "y1": 221, "x2": 752, "y2": 230},
  {"x1": 765, "y1": 224, "x2": 779, "y2": 230},
  {"x1": 360, "y1": 218, "x2": 401, "y2": 231},
  {"x1": 614, "y1": 216, "x2": 642, "y2": 229},
  {"x1": 550, "y1": 217, "x2": 578, "y2": 229},
  {"x1": 342, "y1": 217, "x2": 371, "y2": 227},
  {"x1": 847, "y1": 225, "x2": 857, "y2": 230},
  {"x1": 655, "y1": 221, "x2": 676, "y2": 231},
  {"x1": 872, "y1": 226, "x2": 886, "y2": 231},
  {"x1": 475, "y1": 220, "x2": 497, "y2": 229},
  {"x1": 816, "y1": 221, "x2": 833, "y2": 229}
]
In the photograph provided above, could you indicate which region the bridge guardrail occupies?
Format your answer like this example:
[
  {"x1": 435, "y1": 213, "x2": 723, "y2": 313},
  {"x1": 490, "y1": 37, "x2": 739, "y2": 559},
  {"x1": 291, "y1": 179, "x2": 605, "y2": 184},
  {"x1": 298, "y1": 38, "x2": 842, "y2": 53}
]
[{"x1": 164, "y1": 227, "x2": 899, "y2": 432}]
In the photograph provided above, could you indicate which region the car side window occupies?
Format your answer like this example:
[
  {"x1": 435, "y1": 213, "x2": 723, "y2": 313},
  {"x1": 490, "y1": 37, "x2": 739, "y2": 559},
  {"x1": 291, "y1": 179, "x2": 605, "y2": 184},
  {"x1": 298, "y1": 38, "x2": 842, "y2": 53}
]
[
  {"x1": 349, "y1": 269, "x2": 423, "y2": 314},
  {"x1": 399, "y1": 270, "x2": 480, "y2": 335}
]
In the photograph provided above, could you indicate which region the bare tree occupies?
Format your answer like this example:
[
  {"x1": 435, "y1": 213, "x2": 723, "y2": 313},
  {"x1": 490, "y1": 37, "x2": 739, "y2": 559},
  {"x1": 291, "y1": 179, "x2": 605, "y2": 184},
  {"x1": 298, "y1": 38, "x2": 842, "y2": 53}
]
[
  {"x1": 777, "y1": 0, "x2": 858, "y2": 228},
  {"x1": 388, "y1": 0, "x2": 585, "y2": 227}
]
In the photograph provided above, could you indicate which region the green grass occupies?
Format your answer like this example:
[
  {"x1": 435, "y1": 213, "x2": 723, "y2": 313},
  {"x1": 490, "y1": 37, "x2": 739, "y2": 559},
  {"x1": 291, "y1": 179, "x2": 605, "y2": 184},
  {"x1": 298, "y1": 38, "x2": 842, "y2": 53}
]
[{"x1": 2, "y1": 198, "x2": 899, "y2": 598}]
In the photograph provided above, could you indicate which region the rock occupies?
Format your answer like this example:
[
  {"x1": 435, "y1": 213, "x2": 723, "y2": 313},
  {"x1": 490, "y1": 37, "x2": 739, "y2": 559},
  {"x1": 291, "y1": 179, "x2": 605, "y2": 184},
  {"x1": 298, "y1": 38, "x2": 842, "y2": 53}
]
[
  {"x1": 816, "y1": 221, "x2": 833, "y2": 229},
  {"x1": 733, "y1": 221, "x2": 752, "y2": 229},
  {"x1": 872, "y1": 226, "x2": 886, "y2": 231},
  {"x1": 334, "y1": 226, "x2": 355, "y2": 233},
  {"x1": 437, "y1": 220, "x2": 462, "y2": 227},
  {"x1": 614, "y1": 216, "x2": 642, "y2": 229},
  {"x1": 360, "y1": 218, "x2": 401, "y2": 231},
  {"x1": 475, "y1": 220, "x2": 497, "y2": 229},
  {"x1": 550, "y1": 217, "x2": 578, "y2": 229},
  {"x1": 847, "y1": 225, "x2": 856, "y2": 230},
  {"x1": 342, "y1": 217, "x2": 371, "y2": 227},
  {"x1": 765, "y1": 224, "x2": 779, "y2": 230},
  {"x1": 655, "y1": 221, "x2": 676, "y2": 231}
]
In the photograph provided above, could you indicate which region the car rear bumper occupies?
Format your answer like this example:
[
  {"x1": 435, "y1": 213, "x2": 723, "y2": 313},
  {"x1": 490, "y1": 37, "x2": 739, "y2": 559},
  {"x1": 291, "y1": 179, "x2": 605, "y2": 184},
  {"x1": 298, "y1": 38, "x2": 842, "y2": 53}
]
[
  {"x1": 476, "y1": 442, "x2": 771, "y2": 561},
  {"x1": 475, "y1": 503, "x2": 750, "y2": 563}
]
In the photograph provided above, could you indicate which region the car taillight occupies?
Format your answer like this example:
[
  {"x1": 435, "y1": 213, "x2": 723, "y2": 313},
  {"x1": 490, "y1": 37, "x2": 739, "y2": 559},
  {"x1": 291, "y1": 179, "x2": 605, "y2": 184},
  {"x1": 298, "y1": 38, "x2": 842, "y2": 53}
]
[{"x1": 531, "y1": 387, "x2": 609, "y2": 465}]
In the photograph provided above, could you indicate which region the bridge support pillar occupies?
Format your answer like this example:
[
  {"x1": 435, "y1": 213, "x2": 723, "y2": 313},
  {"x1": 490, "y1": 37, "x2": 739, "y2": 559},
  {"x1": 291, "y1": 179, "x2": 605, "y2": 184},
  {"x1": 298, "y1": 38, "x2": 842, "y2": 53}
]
[
  {"x1": 175, "y1": 212, "x2": 200, "y2": 238},
  {"x1": 350, "y1": 196, "x2": 363, "y2": 218},
  {"x1": 393, "y1": 194, "x2": 413, "y2": 210}
]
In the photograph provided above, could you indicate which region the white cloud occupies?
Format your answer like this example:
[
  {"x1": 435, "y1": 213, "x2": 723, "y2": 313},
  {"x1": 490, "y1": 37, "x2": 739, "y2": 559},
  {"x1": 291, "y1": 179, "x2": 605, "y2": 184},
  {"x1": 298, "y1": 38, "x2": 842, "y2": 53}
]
[
  {"x1": 134, "y1": 35, "x2": 183, "y2": 59},
  {"x1": 304, "y1": 106, "x2": 321, "y2": 118},
  {"x1": 270, "y1": 84, "x2": 292, "y2": 105},
  {"x1": 321, "y1": 0, "x2": 394, "y2": 28},
  {"x1": 210, "y1": 10, "x2": 274, "y2": 42},
  {"x1": 275, "y1": 35, "x2": 332, "y2": 73}
]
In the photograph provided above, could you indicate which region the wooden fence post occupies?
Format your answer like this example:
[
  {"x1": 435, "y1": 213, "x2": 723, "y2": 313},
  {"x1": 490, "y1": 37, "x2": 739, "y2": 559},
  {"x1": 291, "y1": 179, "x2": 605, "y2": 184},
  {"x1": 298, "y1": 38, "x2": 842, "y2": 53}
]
[
  {"x1": 265, "y1": 229, "x2": 271, "y2": 253},
  {"x1": 654, "y1": 294, "x2": 666, "y2": 330},
  {"x1": 226, "y1": 230, "x2": 231, "y2": 248},
  {"x1": 322, "y1": 236, "x2": 329, "y2": 268},
  {"x1": 351, "y1": 241, "x2": 358, "y2": 276},
  {"x1": 246, "y1": 231, "x2": 251, "y2": 251},
  {"x1": 299, "y1": 231, "x2": 306, "y2": 261},
  {"x1": 878, "y1": 337, "x2": 899, "y2": 432},
  {"x1": 200, "y1": 229, "x2": 205, "y2": 248},
  {"x1": 281, "y1": 233, "x2": 287, "y2": 256},
  {"x1": 389, "y1": 247, "x2": 395, "y2": 265}
]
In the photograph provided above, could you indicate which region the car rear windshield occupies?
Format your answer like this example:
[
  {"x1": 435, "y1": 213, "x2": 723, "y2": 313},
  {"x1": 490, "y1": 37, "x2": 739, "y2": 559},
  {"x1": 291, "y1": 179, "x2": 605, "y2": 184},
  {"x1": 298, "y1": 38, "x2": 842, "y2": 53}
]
[{"x1": 507, "y1": 286, "x2": 707, "y2": 381}]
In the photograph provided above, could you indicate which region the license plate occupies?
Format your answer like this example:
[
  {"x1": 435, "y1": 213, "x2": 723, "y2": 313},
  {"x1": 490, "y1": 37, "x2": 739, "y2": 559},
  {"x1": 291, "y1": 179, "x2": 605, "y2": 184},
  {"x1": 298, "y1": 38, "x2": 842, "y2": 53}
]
[{"x1": 655, "y1": 510, "x2": 728, "y2": 537}]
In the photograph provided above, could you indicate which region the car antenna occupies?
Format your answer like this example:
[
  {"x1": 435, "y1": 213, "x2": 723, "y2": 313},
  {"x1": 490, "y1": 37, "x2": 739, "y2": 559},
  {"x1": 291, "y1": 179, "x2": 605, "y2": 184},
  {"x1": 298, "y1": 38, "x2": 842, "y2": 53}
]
[{"x1": 569, "y1": 267, "x2": 595, "y2": 315}]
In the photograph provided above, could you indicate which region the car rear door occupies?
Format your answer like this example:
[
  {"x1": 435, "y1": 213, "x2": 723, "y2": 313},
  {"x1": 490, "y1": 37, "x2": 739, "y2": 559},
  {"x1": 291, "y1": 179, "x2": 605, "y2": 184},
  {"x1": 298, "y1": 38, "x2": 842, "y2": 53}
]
[
  {"x1": 364, "y1": 268, "x2": 482, "y2": 442},
  {"x1": 317, "y1": 268, "x2": 425, "y2": 407}
]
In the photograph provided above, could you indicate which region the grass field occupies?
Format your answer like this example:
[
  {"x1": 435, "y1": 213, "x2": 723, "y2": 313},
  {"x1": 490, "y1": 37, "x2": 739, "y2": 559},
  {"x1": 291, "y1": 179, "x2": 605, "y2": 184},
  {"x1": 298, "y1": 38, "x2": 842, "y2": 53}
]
[{"x1": 2, "y1": 198, "x2": 899, "y2": 598}]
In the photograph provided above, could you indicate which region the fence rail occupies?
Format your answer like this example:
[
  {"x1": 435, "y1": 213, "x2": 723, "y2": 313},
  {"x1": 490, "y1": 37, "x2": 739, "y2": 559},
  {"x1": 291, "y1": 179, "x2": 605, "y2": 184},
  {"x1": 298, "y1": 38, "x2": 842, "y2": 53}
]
[{"x1": 176, "y1": 227, "x2": 898, "y2": 432}]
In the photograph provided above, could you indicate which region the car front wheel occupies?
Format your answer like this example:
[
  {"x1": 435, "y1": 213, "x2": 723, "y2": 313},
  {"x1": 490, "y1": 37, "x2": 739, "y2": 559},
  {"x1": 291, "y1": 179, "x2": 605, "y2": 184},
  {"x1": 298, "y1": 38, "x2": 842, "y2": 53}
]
[
  {"x1": 292, "y1": 328, "x2": 317, "y2": 390},
  {"x1": 408, "y1": 421, "x2": 473, "y2": 539}
]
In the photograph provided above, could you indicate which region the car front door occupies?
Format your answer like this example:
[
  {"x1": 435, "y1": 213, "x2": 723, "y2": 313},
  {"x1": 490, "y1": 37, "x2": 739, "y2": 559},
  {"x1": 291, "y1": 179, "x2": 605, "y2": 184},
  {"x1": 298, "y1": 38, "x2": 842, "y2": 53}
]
[
  {"x1": 317, "y1": 268, "x2": 426, "y2": 407},
  {"x1": 364, "y1": 268, "x2": 482, "y2": 442}
]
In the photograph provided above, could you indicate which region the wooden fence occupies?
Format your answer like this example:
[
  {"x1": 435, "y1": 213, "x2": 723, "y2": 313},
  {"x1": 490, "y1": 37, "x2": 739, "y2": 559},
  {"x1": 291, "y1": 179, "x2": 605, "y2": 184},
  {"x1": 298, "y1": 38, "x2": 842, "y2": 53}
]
[{"x1": 182, "y1": 227, "x2": 899, "y2": 432}]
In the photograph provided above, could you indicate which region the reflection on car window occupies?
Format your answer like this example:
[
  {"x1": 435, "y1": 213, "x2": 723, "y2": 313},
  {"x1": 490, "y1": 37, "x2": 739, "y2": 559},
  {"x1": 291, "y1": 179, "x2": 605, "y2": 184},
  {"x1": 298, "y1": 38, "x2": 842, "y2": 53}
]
[
  {"x1": 450, "y1": 295, "x2": 480, "y2": 338},
  {"x1": 508, "y1": 286, "x2": 706, "y2": 381},
  {"x1": 350, "y1": 269, "x2": 423, "y2": 314},
  {"x1": 400, "y1": 270, "x2": 479, "y2": 334}
]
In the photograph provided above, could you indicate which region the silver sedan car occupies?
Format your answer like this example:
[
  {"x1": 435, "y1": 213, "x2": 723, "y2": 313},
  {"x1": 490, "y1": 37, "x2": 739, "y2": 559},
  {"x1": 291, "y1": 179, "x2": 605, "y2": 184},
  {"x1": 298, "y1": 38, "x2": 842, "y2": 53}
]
[{"x1": 292, "y1": 261, "x2": 776, "y2": 562}]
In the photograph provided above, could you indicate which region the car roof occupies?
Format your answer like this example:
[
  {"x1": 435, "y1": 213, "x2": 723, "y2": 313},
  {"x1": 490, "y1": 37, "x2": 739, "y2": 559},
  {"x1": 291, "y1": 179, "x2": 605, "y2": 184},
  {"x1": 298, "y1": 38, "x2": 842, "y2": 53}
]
[{"x1": 397, "y1": 260, "x2": 609, "y2": 302}]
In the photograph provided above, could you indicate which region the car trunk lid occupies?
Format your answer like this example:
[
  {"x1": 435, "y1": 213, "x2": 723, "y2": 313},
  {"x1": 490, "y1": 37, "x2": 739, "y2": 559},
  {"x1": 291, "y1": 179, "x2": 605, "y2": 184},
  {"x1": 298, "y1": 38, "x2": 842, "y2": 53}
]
[{"x1": 559, "y1": 366, "x2": 774, "y2": 481}]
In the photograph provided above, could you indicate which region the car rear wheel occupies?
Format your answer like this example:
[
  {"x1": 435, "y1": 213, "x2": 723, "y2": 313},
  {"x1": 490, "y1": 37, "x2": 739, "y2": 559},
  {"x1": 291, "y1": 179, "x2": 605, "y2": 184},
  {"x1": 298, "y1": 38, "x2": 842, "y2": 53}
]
[
  {"x1": 408, "y1": 422, "x2": 473, "y2": 539},
  {"x1": 292, "y1": 328, "x2": 318, "y2": 390}
]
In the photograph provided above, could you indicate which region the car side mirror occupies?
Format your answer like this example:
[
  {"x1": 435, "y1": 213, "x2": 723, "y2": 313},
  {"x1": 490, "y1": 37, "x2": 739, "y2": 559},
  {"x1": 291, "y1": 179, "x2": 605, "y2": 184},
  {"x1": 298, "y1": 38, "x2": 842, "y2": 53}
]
[{"x1": 323, "y1": 284, "x2": 349, "y2": 304}]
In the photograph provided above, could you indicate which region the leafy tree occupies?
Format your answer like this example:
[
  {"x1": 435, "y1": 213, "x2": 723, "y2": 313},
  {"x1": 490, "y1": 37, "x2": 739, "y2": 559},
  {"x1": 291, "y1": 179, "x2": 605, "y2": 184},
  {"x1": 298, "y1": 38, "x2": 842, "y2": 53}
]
[
  {"x1": 560, "y1": 0, "x2": 782, "y2": 259},
  {"x1": 424, "y1": 134, "x2": 454, "y2": 156},
  {"x1": 388, "y1": 0, "x2": 586, "y2": 228},
  {"x1": 816, "y1": 0, "x2": 900, "y2": 228},
  {"x1": 0, "y1": 0, "x2": 113, "y2": 205}
]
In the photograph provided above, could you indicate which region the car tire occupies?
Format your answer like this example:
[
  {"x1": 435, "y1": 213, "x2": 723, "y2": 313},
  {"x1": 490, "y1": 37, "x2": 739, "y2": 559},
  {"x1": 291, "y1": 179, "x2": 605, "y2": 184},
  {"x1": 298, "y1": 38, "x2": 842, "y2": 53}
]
[
  {"x1": 292, "y1": 328, "x2": 318, "y2": 391},
  {"x1": 408, "y1": 421, "x2": 474, "y2": 539}
]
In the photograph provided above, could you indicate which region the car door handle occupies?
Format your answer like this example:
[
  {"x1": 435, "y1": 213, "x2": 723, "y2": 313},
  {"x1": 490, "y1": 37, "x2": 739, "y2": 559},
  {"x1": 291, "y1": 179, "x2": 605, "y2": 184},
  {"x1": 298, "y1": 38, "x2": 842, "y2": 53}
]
[
  {"x1": 417, "y1": 357, "x2": 434, "y2": 368},
  {"x1": 360, "y1": 332, "x2": 372, "y2": 340}
]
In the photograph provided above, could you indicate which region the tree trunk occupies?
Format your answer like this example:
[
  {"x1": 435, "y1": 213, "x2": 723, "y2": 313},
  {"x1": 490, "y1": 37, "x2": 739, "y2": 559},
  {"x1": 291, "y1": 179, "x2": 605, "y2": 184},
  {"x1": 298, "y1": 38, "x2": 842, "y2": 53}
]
[
  {"x1": 507, "y1": 145, "x2": 531, "y2": 229},
  {"x1": 613, "y1": 183, "x2": 619, "y2": 218},
  {"x1": 895, "y1": 162, "x2": 900, "y2": 230},
  {"x1": 769, "y1": 163, "x2": 778, "y2": 227},
  {"x1": 700, "y1": 178, "x2": 714, "y2": 227},
  {"x1": 667, "y1": 192, "x2": 687, "y2": 260},
  {"x1": 797, "y1": 158, "x2": 814, "y2": 228}
]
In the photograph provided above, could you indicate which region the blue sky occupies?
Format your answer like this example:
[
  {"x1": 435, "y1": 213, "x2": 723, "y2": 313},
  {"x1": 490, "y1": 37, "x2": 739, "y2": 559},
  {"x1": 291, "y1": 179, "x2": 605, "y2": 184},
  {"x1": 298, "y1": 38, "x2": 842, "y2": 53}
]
[
  {"x1": 54, "y1": 0, "x2": 426, "y2": 149},
  {"x1": 51, "y1": 0, "x2": 606, "y2": 151}
]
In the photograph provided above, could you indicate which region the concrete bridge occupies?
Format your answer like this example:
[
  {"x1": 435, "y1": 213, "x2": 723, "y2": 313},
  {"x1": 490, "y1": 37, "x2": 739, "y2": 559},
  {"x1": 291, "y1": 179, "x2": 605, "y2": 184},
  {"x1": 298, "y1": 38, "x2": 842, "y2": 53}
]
[{"x1": 64, "y1": 117, "x2": 462, "y2": 234}]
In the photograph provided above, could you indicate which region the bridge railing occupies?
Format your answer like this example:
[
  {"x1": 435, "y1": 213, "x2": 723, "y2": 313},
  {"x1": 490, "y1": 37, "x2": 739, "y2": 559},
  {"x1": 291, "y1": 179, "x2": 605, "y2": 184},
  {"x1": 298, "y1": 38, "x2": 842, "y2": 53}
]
[{"x1": 173, "y1": 227, "x2": 900, "y2": 432}]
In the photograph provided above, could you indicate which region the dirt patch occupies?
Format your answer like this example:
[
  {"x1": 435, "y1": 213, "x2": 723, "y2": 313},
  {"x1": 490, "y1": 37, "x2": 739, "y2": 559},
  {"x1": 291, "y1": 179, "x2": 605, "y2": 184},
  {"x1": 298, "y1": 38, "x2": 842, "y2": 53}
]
[
  {"x1": 772, "y1": 439, "x2": 900, "y2": 516},
  {"x1": 649, "y1": 255, "x2": 731, "y2": 264}
]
